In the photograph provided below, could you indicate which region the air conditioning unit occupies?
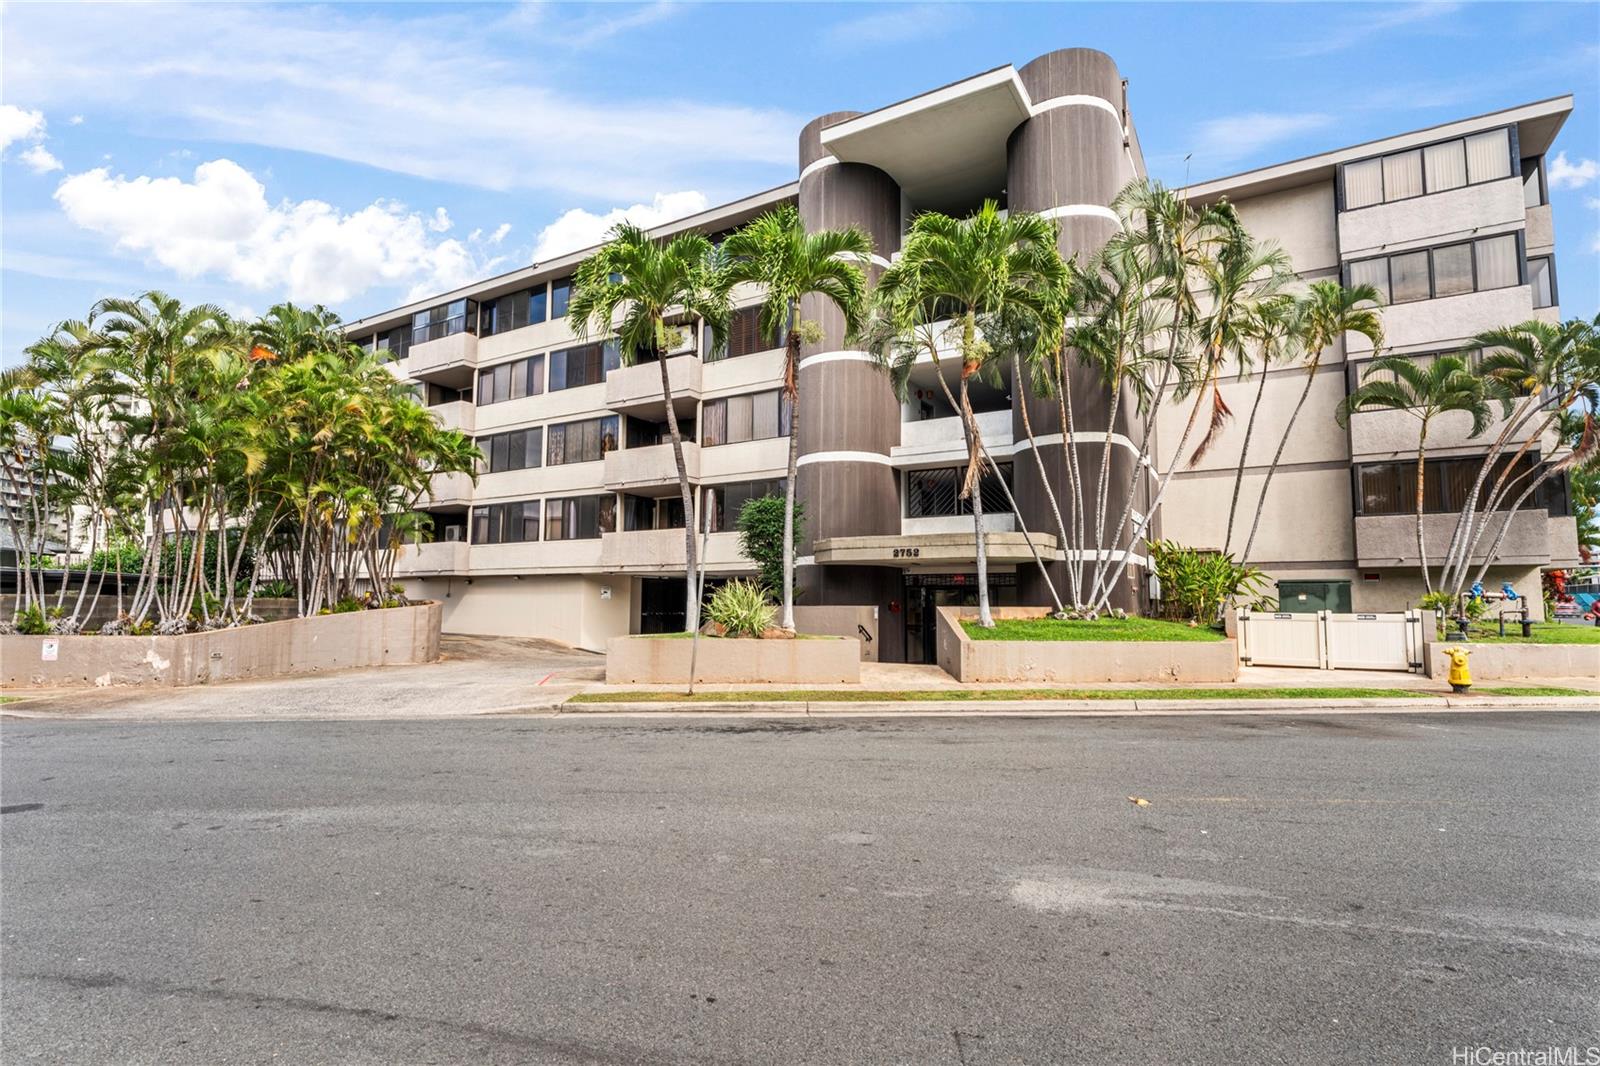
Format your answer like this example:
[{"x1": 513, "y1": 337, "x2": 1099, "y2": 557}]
[
  {"x1": 666, "y1": 324, "x2": 698, "y2": 356},
  {"x1": 444, "y1": 526, "x2": 463, "y2": 542}
]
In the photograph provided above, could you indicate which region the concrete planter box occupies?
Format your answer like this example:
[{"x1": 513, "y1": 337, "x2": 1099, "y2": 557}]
[
  {"x1": 935, "y1": 606, "x2": 1239, "y2": 684},
  {"x1": 1423, "y1": 641, "x2": 1600, "y2": 682},
  {"x1": 606, "y1": 634, "x2": 861, "y2": 685},
  {"x1": 2, "y1": 602, "x2": 441, "y2": 689}
]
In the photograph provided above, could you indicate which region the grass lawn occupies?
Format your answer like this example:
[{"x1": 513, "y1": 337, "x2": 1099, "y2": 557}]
[
  {"x1": 962, "y1": 616, "x2": 1226, "y2": 642},
  {"x1": 1455, "y1": 623, "x2": 1600, "y2": 646},
  {"x1": 569, "y1": 684, "x2": 1593, "y2": 704}
]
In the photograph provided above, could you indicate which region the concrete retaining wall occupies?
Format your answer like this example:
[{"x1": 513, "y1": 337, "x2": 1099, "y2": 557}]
[
  {"x1": 935, "y1": 606, "x2": 1239, "y2": 684},
  {"x1": 793, "y1": 605, "x2": 879, "y2": 662},
  {"x1": 1423, "y1": 641, "x2": 1600, "y2": 682},
  {"x1": 2, "y1": 602, "x2": 441, "y2": 688},
  {"x1": 606, "y1": 634, "x2": 861, "y2": 684}
]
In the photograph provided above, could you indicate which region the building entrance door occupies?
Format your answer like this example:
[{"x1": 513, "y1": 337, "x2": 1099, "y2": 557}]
[
  {"x1": 639, "y1": 578, "x2": 686, "y2": 634},
  {"x1": 902, "y1": 573, "x2": 1014, "y2": 664}
]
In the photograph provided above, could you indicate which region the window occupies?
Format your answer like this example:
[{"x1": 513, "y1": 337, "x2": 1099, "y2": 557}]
[
  {"x1": 548, "y1": 341, "x2": 620, "y2": 391},
  {"x1": 376, "y1": 325, "x2": 410, "y2": 362},
  {"x1": 411, "y1": 298, "x2": 477, "y2": 346},
  {"x1": 708, "y1": 479, "x2": 785, "y2": 532},
  {"x1": 477, "y1": 428, "x2": 543, "y2": 473},
  {"x1": 905, "y1": 464, "x2": 1013, "y2": 518},
  {"x1": 471, "y1": 500, "x2": 540, "y2": 545},
  {"x1": 713, "y1": 305, "x2": 779, "y2": 360},
  {"x1": 626, "y1": 416, "x2": 695, "y2": 449},
  {"x1": 623, "y1": 495, "x2": 687, "y2": 531},
  {"x1": 475, "y1": 355, "x2": 544, "y2": 406},
  {"x1": 1529, "y1": 256, "x2": 1555, "y2": 309},
  {"x1": 1345, "y1": 234, "x2": 1522, "y2": 305},
  {"x1": 1356, "y1": 453, "x2": 1553, "y2": 515},
  {"x1": 1523, "y1": 157, "x2": 1547, "y2": 208},
  {"x1": 701, "y1": 389, "x2": 791, "y2": 446},
  {"x1": 546, "y1": 416, "x2": 618, "y2": 465},
  {"x1": 544, "y1": 495, "x2": 615, "y2": 541},
  {"x1": 550, "y1": 277, "x2": 573, "y2": 319},
  {"x1": 1341, "y1": 126, "x2": 1516, "y2": 210},
  {"x1": 480, "y1": 288, "x2": 547, "y2": 335}
]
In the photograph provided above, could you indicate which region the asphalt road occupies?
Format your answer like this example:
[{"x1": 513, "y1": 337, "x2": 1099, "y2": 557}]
[{"x1": 3, "y1": 712, "x2": 1597, "y2": 1065}]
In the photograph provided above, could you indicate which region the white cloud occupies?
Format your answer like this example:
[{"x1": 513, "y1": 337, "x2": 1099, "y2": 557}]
[
  {"x1": 2, "y1": 3, "x2": 794, "y2": 201},
  {"x1": 67, "y1": 115, "x2": 84, "y2": 125},
  {"x1": 0, "y1": 104, "x2": 47, "y2": 152},
  {"x1": 532, "y1": 191, "x2": 709, "y2": 261},
  {"x1": 488, "y1": 222, "x2": 512, "y2": 245},
  {"x1": 19, "y1": 144, "x2": 62, "y2": 173},
  {"x1": 427, "y1": 207, "x2": 452, "y2": 233},
  {"x1": 1285, "y1": 2, "x2": 1462, "y2": 57},
  {"x1": 1548, "y1": 151, "x2": 1599, "y2": 190},
  {"x1": 1189, "y1": 112, "x2": 1335, "y2": 167},
  {"x1": 54, "y1": 158, "x2": 504, "y2": 304},
  {"x1": 823, "y1": 4, "x2": 968, "y2": 48}
]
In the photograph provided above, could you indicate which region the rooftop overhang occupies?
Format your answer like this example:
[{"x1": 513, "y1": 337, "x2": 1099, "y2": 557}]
[
  {"x1": 813, "y1": 531, "x2": 1057, "y2": 568},
  {"x1": 1185, "y1": 95, "x2": 1574, "y2": 205},
  {"x1": 819, "y1": 65, "x2": 1034, "y2": 210}
]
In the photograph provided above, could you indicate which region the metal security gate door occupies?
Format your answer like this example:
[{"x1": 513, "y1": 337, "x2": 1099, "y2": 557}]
[{"x1": 1238, "y1": 609, "x2": 1424, "y2": 672}]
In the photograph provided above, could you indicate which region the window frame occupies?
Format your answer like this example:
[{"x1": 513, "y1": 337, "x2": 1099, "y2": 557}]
[
  {"x1": 1342, "y1": 232, "x2": 1524, "y2": 305},
  {"x1": 1337, "y1": 125, "x2": 1519, "y2": 213},
  {"x1": 1529, "y1": 254, "x2": 1557, "y2": 309}
]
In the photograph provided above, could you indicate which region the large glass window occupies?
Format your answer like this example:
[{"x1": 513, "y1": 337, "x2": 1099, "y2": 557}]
[
  {"x1": 1389, "y1": 250, "x2": 1431, "y2": 304},
  {"x1": 1347, "y1": 257, "x2": 1390, "y2": 303},
  {"x1": 1346, "y1": 234, "x2": 1521, "y2": 305},
  {"x1": 707, "y1": 479, "x2": 785, "y2": 532},
  {"x1": 701, "y1": 389, "x2": 791, "y2": 446},
  {"x1": 477, "y1": 428, "x2": 543, "y2": 473},
  {"x1": 1356, "y1": 453, "x2": 1550, "y2": 515},
  {"x1": 623, "y1": 495, "x2": 687, "y2": 532},
  {"x1": 475, "y1": 355, "x2": 544, "y2": 406},
  {"x1": 713, "y1": 305, "x2": 780, "y2": 360},
  {"x1": 550, "y1": 277, "x2": 573, "y2": 319},
  {"x1": 1529, "y1": 256, "x2": 1555, "y2": 309},
  {"x1": 546, "y1": 416, "x2": 619, "y2": 466},
  {"x1": 376, "y1": 325, "x2": 410, "y2": 362},
  {"x1": 1474, "y1": 234, "x2": 1520, "y2": 290},
  {"x1": 544, "y1": 495, "x2": 616, "y2": 541},
  {"x1": 1523, "y1": 157, "x2": 1546, "y2": 208},
  {"x1": 1431, "y1": 243, "x2": 1474, "y2": 298},
  {"x1": 548, "y1": 341, "x2": 621, "y2": 391},
  {"x1": 480, "y1": 288, "x2": 548, "y2": 336},
  {"x1": 1341, "y1": 126, "x2": 1516, "y2": 210},
  {"x1": 471, "y1": 500, "x2": 540, "y2": 545},
  {"x1": 904, "y1": 464, "x2": 1013, "y2": 517},
  {"x1": 411, "y1": 298, "x2": 477, "y2": 346}
]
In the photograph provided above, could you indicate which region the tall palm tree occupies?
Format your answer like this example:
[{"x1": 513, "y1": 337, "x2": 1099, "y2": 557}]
[
  {"x1": 1338, "y1": 354, "x2": 1490, "y2": 592},
  {"x1": 872, "y1": 201, "x2": 1067, "y2": 627},
  {"x1": 567, "y1": 224, "x2": 732, "y2": 629},
  {"x1": 1237, "y1": 280, "x2": 1384, "y2": 565},
  {"x1": 1222, "y1": 294, "x2": 1298, "y2": 556},
  {"x1": 721, "y1": 204, "x2": 871, "y2": 631}
]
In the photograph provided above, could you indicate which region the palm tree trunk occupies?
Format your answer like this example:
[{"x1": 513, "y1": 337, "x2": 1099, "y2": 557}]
[
  {"x1": 1223, "y1": 360, "x2": 1271, "y2": 556},
  {"x1": 1414, "y1": 421, "x2": 1432, "y2": 594},
  {"x1": 780, "y1": 302, "x2": 800, "y2": 631},
  {"x1": 1467, "y1": 466, "x2": 1562, "y2": 592},
  {"x1": 1445, "y1": 410, "x2": 1560, "y2": 597},
  {"x1": 1240, "y1": 358, "x2": 1320, "y2": 565},
  {"x1": 1012, "y1": 352, "x2": 1071, "y2": 607},
  {"x1": 961, "y1": 375, "x2": 993, "y2": 628},
  {"x1": 1055, "y1": 353, "x2": 1085, "y2": 607},
  {"x1": 1086, "y1": 372, "x2": 1124, "y2": 604},
  {"x1": 656, "y1": 321, "x2": 698, "y2": 630},
  {"x1": 1437, "y1": 394, "x2": 1546, "y2": 593}
]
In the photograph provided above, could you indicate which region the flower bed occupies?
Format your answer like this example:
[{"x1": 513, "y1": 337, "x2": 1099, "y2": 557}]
[{"x1": 937, "y1": 606, "x2": 1238, "y2": 684}]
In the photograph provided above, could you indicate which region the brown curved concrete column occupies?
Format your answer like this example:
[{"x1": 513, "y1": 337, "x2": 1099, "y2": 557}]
[
  {"x1": 1007, "y1": 47, "x2": 1146, "y2": 611},
  {"x1": 794, "y1": 112, "x2": 906, "y2": 658}
]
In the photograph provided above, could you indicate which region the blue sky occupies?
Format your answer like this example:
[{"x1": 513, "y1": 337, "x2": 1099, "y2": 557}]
[{"x1": 2, "y1": 1, "x2": 1596, "y2": 367}]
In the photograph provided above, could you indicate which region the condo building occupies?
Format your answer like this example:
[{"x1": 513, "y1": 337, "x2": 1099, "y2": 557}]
[{"x1": 343, "y1": 48, "x2": 1579, "y2": 658}]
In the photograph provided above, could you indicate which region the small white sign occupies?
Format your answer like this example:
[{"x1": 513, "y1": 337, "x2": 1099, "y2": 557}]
[
  {"x1": 600, "y1": 585, "x2": 612, "y2": 600},
  {"x1": 41, "y1": 639, "x2": 59, "y2": 662}
]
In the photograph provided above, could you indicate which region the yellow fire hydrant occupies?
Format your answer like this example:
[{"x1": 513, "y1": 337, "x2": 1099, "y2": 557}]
[{"x1": 1444, "y1": 646, "x2": 1472, "y2": 694}]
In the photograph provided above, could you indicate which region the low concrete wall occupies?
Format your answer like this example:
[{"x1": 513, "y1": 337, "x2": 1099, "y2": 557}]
[
  {"x1": 1423, "y1": 641, "x2": 1600, "y2": 681},
  {"x1": 793, "y1": 605, "x2": 879, "y2": 662},
  {"x1": 935, "y1": 606, "x2": 1239, "y2": 684},
  {"x1": 606, "y1": 634, "x2": 861, "y2": 684},
  {"x1": 2, "y1": 602, "x2": 441, "y2": 688}
]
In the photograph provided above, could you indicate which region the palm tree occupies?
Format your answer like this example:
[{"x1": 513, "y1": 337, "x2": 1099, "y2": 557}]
[
  {"x1": 567, "y1": 223, "x2": 732, "y2": 630},
  {"x1": 872, "y1": 201, "x2": 1067, "y2": 627},
  {"x1": 1222, "y1": 294, "x2": 1298, "y2": 556},
  {"x1": 1237, "y1": 280, "x2": 1384, "y2": 565},
  {"x1": 1338, "y1": 354, "x2": 1490, "y2": 592},
  {"x1": 721, "y1": 204, "x2": 871, "y2": 631}
]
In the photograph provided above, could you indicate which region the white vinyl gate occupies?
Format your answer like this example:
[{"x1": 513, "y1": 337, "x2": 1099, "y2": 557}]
[{"x1": 1237, "y1": 609, "x2": 1425, "y2": 672}]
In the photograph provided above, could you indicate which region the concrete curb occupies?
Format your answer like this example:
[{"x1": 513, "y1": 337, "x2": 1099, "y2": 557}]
[{"x1": 559, "y1": 695, "x2": 1599, "y2": 717}]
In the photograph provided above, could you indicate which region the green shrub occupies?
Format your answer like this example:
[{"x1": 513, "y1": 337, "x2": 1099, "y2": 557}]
[
  {"x1": 249, "y1": 578, "x2": 295, "y2": 599},
  {"x1": 12, "y1": 604, "x2": 49, "y2": 635},
  {"x1": 736, "y1": 494, "x2": 802, "y2": 596},
  {"x1": 1149, "y1": 540, "x2": 1271, "y2": 624},
  {"x1": 705, "y1": 578, "x2": 776, "y2": 638},
  {"x1": 318, "y1": 597, "x2": 364, "y2": 615}
]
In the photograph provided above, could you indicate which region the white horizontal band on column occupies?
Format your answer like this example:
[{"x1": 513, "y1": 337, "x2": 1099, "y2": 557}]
[
  {"x1": 1060, "y1": 549, "x2": 1148, "y2": 566},
  {"x1": 795, "y1": 555, "x2": 816, "y2": 568},
  {"x1": 796, "y1": 451, "x2": 894, "y2": 467},
  {"x1": 1013, "y1": 431, "x2": 1139, "y2": 454},
  {"x1": 1029, "y1": 94, "x2": 1121, "y2": 123},
  {"x1": 1038, "y1": 204, "x2": 1120, "y2": 225},
  {"x1": 798, "y1": 350, "x2": 877, "y2": 371},
  {"x1": 799, "y1": 156, "x2": 839, "y2": 182}
]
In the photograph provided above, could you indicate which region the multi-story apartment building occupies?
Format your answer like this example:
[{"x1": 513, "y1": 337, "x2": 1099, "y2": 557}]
[
  {"x1": 1, "y1": 446, "x2": 72, "y2": 563},
  {"x1": 345, "y1": 48, "x2": 1579, "y2": 656}
]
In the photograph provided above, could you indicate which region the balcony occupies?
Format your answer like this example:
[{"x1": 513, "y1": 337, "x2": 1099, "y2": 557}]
[
  {"x1": 1355, "y1": 509, "x2": 1551, "y2": 569},
  {"x1": 426, "y1": 471, "x2": 474, "y2": 511},
  {"x1": 408, "y1": 330, "x2": 477, "y2": 388},
  {"x1": 893, "y1": 408, "x2": 1012, "y2": 465},
  {"x1": 606, "y1": 353, "x2": 702, "y2": 419},
  {"x1": 429, "y1": 400, "x2": 474, "y2": 435},
  {"x1": 599, "y1": 528, "x2": 747, "y2": 573},
  {"x1": 393, "y1": 539, "x2": 469, "y2": 577},
  {"x1": 604, "y1": 441, "x2": 700, "y2": 495}
]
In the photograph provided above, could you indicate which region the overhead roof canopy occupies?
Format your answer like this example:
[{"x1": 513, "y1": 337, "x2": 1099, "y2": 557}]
[{"x1": 819, "y1": 65, "x2": 1034, "y2": 211}]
